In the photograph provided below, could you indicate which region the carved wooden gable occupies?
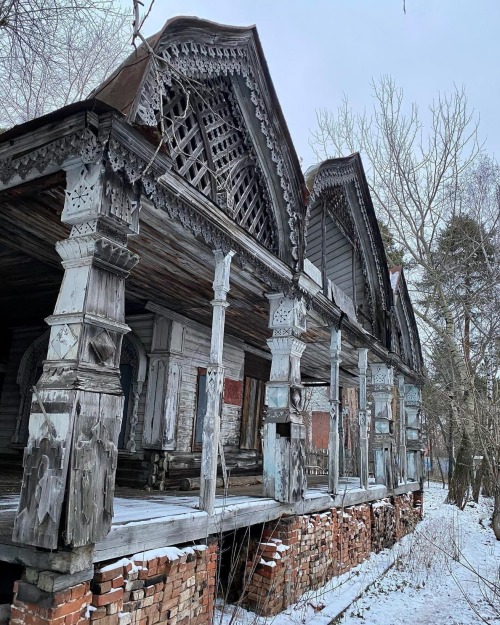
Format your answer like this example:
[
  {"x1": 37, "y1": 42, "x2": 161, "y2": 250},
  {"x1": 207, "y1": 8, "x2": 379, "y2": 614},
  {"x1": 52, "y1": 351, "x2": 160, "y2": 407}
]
[
  {"x1": 93, "y1": 19, "x2": 305, "y2": 265},
  {"x1": 390, "y1": 269, "x2": 422, "y2": 372},
  {"x1": 305, "y1": 155, "x2": 394, "y2": 345}
]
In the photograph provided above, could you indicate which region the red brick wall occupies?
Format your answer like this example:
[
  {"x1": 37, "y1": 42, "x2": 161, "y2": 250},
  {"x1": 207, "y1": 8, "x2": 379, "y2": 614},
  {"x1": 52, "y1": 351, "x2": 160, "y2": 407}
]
[
  {"x1": 9, "y1": 494, "x2": 422, "y2": 624},
  {"x1": 242, "y1": 493, "x2": 423, "y2": 617},
  {"x1": 10, "y1": 581, "x2": 92, "y2": 625}
]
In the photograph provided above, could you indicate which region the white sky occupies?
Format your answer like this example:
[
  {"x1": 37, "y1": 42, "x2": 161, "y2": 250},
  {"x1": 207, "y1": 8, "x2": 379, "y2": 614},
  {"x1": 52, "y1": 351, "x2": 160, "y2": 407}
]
[{"x1": 136, "y1": 0, "x2": 500, "y2": 170}]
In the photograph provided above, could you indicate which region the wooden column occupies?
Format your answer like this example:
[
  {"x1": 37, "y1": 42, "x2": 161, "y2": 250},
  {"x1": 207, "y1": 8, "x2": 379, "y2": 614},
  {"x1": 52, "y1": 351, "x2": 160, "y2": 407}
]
[
  {"x1": 358, "y1": 348, "x2": 369, "y2": 490},
  {"x1": 262, "y1": 294, "x2": 307, "y2": 503},
  {"x1": 328, "y1": 328, "x2": 341, "y2": 495},
  {"x1": 405, "y1": 384, "x2": 421, "y2": 482},
  {"x1": 13, "y1": 161, "x2": 140, "y2": 550},
  {"x1": 397, "y1": 375, "x2": 407, "y2": 484},
  {"x1": 143, "y1": 315, "x2": 184, "y2": 450},
  {"x1": 369, "y1": 363, "x2": 395, "y2": 487},
  {"x1": 199, "y1": 250, "x2": 234, "y2": 514}
]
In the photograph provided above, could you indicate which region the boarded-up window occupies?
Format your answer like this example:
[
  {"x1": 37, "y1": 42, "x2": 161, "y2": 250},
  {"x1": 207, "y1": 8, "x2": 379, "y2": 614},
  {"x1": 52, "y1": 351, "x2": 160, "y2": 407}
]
[{"x1": 240, "y1": 377, "x2": 265, "y2": 450}]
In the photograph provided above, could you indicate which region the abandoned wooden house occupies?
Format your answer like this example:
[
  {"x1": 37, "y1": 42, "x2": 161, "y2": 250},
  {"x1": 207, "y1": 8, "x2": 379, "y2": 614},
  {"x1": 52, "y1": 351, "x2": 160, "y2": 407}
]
[{"x1": 0, "y1": 17, "x2": 424, "y2": 624}]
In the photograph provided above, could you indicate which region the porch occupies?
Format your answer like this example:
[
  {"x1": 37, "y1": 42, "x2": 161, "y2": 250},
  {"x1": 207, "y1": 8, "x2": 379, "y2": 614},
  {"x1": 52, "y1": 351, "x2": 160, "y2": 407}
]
[{"x1": 0, "y1": 473, "x2": 420, "y2": 567}]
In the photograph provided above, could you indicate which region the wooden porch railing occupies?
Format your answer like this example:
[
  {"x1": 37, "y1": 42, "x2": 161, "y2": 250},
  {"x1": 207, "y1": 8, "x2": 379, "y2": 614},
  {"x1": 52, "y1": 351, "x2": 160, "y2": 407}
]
[{"x1": 305, "y1": 447, "x2": 329, "y2": 475}]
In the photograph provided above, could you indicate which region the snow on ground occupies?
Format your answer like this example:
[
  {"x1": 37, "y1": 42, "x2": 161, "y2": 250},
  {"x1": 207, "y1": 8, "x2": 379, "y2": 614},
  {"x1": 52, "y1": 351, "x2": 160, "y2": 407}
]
[{"x1": 214, "y1": 483, "x2": 500, "y2": 625}]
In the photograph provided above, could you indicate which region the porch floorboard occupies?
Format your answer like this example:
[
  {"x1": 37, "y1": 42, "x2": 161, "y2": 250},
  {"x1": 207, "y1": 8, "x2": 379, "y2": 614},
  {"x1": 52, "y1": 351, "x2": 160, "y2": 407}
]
[{"x1": 0, "y1": 476, "x2": 421, "y2": 565}]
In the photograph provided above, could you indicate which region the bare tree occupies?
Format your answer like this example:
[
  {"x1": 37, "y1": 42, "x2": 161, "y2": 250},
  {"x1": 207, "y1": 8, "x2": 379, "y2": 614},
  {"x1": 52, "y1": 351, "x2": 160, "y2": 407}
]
[
  {"x1": 310, "y1": 77, "x2": 500, "y2": 537},
  {"x1": 0, "y1": 0, "x2": 131, "y2": 127}
]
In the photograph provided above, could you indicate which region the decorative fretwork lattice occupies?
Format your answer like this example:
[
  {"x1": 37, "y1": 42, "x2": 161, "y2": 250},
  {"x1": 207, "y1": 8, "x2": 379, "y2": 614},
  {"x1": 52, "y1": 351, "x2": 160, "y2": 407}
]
[
  {"x1": 160, "y1": 78, "x2": 278, "y2": 253},
  {"x1": 160, "y1": 85, "x2": 213, "y2": 197},
  {"x1": 325, "y1": 185, "x2": 356, "y2": 244},
  {"x1": 196, "y1": 83, "x2": 246, "y2": 176},
  {"x1": 229, "y1": 161, "x2": 277, "y2": 251}
]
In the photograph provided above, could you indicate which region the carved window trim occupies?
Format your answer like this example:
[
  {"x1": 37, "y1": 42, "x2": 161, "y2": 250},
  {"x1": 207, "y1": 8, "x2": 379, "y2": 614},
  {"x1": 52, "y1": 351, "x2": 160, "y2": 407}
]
[
  {"x1": 12, "y1": 330, "x2": 50, "y2": 447},
  {"x1": 118, "y1": 332, "x2": 148, "y2": 455}
]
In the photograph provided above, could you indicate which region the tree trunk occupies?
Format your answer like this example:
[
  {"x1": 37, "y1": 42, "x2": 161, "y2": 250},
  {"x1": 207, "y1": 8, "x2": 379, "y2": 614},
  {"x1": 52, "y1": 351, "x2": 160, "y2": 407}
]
[
  {"x1": 447, "y1": 429, "x2": 473, "y2": 509},
  {"x1": 493, "y1": 487, "x2": 500, "y2": 541},
  {"x1": 472, "y1": 456, "x2": 483, "y2": 502},
  {"x1": 437, "y1": 456, "x2": 446, "y2": 488}
]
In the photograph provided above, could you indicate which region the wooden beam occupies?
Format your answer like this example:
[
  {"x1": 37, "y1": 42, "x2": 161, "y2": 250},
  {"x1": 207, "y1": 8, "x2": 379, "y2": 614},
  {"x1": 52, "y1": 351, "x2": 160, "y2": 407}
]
[
  {"x1": 262, "y1": 294, "x2": 307, "y2": 503},
  {"x1": 358, "y1": 348, "x2": 369, "y2": 490},
  {"x1": 12, "y1": 159, "x2": 140, "y2": 550},
  {"x1": 369, "y1": 363, "x2": 395, "y2": 487},
  {"x1": 328, "y1": 328, "x2": 341, "y2": 495},
  {"x1": 405, "y1": 384, "x2": 422, "y2": 482},
  {"x1": 199, "y1": 250, "x2": 235, "y2": 514},
  {"x1": 398, "y1": 375, "x2": 407, "y2": 484}
]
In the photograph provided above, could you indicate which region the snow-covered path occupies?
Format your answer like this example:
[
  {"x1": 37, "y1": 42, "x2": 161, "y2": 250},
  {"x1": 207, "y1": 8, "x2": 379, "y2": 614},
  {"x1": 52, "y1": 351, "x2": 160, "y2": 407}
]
[
  {"x1": 337, "y1": 484, "x2": 499, "y2": 625},
  {"x1": 216, "y1": 483, "x2": 500, "y2": 625}
]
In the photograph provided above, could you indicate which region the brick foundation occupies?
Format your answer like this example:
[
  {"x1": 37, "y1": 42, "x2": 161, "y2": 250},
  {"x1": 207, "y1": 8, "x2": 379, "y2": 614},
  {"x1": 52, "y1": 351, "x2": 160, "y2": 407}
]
[
  {"x1": 10, "y1": 581, "x2": 92, "y2": 625},
  {"x1": 9, "y1": 493, "x2": 422, "y2": 623},
  {"x1": 10, "y1": 542, "x2": 217, "y2": 625},
  {"x1": 241, "y1": 492, "x2": 422, "y2": 616}
]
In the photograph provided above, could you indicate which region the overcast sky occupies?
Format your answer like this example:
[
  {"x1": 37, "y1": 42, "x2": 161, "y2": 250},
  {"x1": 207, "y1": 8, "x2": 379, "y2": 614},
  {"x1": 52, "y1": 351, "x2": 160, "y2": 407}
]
[{"x1": 138, "y1": 0, "x2": 499, "y2": 170}]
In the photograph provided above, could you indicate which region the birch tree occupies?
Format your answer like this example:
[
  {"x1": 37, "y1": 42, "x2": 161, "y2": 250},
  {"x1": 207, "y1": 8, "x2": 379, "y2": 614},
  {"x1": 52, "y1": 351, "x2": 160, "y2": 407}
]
[{"x1": 310, "y1": 77, "x2": 500, "y2": 537}]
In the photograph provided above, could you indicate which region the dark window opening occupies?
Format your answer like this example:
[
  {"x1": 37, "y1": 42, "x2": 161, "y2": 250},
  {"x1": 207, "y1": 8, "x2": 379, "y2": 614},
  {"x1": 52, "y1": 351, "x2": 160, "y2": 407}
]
[
  {"x1": 193, "y1": 371, "x2": 207, "y2": 450},
  {"x1": 118, "y1": 363, "x2": 133, "y2": 450}
]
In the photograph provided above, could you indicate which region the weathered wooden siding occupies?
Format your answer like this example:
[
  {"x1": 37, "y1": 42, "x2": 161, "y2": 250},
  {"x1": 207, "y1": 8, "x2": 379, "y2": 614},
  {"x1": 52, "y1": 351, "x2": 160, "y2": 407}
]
[
  {"x1": 306, "y1": 203, "x2": 323, "y2": 268},
  {"x1": 174, "y1": 323, "x2": 245, "y2": 452},
  {"x1": 325, "y1": 218, "x2": 354, "y2": 299},
  {"x1": 306, "y1": 206, "x2": 368, "y2": 315},
  {"x1": 0, "y1": 311, "x2": 246, "y2": 467}
]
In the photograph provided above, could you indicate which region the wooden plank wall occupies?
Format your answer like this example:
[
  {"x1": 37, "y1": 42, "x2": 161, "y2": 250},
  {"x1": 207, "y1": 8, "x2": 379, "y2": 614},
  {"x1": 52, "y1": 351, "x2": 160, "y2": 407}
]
[
  {"x1": 175, "y1": 324, "x2": 244, "y2": 452},
  {"x1": 306, "y1": 203, "x2": 323, "y2": 269},
  {"x1": 0, "y1": 311, "x2": 247, "y2": 463},
  {"x1": 306, "y1": 205, "x2": 369, "y2": 324},
  {"x1": 126, "y1": 314, "x2": 154, "y2": 454},
  {"x1": 325, "y1": 217, "x2": 354, "y2": 299}
]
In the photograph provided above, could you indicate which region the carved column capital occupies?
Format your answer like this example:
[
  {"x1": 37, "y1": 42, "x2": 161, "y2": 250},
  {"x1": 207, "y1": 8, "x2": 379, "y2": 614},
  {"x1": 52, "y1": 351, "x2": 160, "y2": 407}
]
[
  {"x1": 62, "y1": 162, "x2": 141, "y2": 238},
  {"x1": 267, "y1": 293, "x2": 307, "y2": 336},
  {"x1": 56, "y1": 234, "x2": 139, "y2": 275}
]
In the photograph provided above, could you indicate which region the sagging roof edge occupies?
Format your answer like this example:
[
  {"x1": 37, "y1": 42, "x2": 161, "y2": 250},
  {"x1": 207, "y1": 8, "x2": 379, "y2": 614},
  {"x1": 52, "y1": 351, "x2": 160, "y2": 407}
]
[{"x1": 0, "y1": 99, "x2": 121, "y2": 145}]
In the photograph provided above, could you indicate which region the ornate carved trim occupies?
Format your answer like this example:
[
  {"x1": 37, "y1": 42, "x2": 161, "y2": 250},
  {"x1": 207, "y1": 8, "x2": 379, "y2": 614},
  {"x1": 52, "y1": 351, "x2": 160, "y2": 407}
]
[
  {"x1": 133, "y1": 38, "x2": 300, "y2": 262},
  {"x1": 0, "y1": 128, "x2": 103, "y2": 186},
  {"x1": 398, "y1": 290, "x2": 418, "y2": 371},
  {"x1": 307, "y1": 160, "x2": 388, "y2": 313},
  {"x1": 107, "y1": 137, "x2": 293, "y2": 295}
]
